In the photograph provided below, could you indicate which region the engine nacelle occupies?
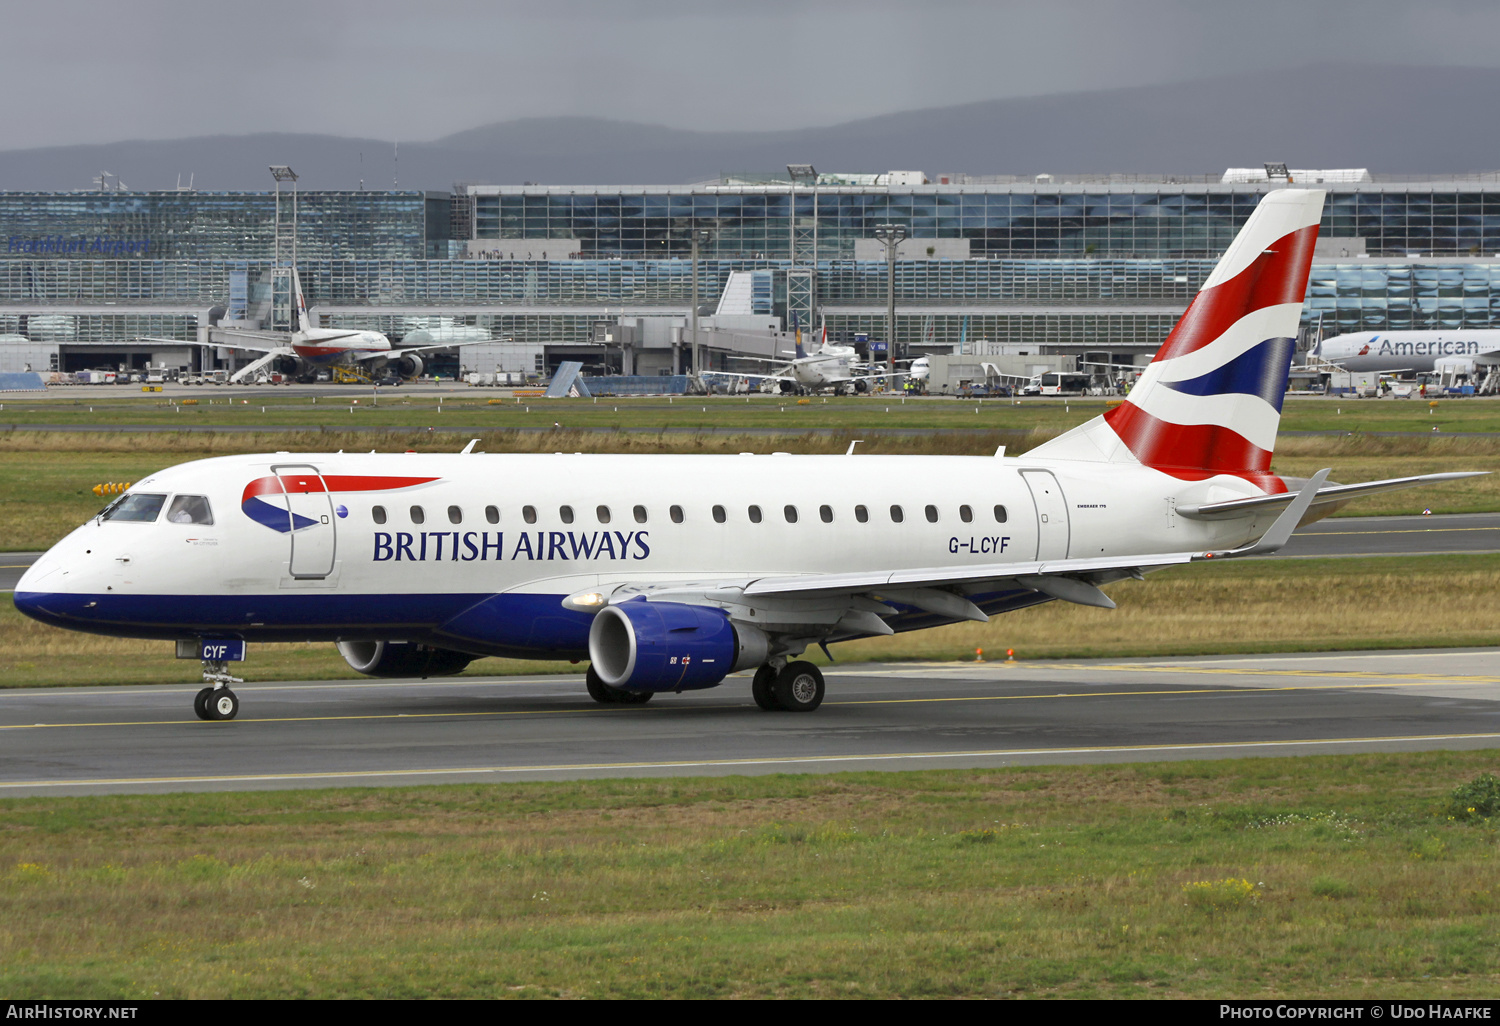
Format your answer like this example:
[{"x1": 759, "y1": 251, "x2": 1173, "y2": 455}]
[
  {"x1": 588, "y1": 600, "x2": 767, "y2": 692},
  {"x1": 390, "y1": 352, "x2": 424, "y2": 380},
  {"x1": 337, "y1": 640, "x2": 473, "y2": 678}
]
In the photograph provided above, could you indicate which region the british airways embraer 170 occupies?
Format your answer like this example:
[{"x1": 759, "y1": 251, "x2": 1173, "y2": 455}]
[{"x1": 16, "y1": 191, "x2": 1482, "y2": 720}]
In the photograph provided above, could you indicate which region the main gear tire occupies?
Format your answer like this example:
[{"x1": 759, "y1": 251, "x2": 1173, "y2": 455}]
[
  {"x1": 772, "y1": 661, "x2": 825, "y2": 712},
  {"x1": 751, "y1": 665, "x2": 778, "y2": 711}
]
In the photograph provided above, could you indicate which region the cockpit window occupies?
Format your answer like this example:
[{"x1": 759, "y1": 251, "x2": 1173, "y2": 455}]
[
  {"x1": 166, "y1": 495, "x2": 214, "y2": 525},
  {"x1": 102, "y1": 493, "x2": 167, "y2": 523}
]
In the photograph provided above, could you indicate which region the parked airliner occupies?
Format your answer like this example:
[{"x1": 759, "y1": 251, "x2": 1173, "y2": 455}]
[
  {"x1": 18, "y1": 191, "x2": 1481, "y2": 721},
  {"x1": 1316, "y1": 329, "x2": 1500, "y2": 376},
  {"x1": 711, "y1": 319, "x2": 891, "y2": 394},
  {"x1": 140, "y1": 268, "x2": 505, "y2": 383}
]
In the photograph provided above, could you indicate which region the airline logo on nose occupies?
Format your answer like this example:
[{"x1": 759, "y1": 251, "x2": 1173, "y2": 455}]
[{"x1": 241, "y1": 475, "x2": 438, "y2": 533}]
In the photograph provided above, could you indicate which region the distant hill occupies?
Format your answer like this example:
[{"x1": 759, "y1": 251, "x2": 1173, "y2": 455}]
[{"x1": 1, "y1": 64, "x2": 1495, "y2": 191}]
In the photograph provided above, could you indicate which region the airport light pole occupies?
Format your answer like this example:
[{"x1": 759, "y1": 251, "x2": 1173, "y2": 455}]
[
  {"x1": 269, "y1": 165, "x2": 299, "y2": 331},
  {"x1": 689, "y1": 228, "x2": 712, "y2": 382},
  {"x1": 873, "y1": 223, "x2": 907, "y2": 387}
]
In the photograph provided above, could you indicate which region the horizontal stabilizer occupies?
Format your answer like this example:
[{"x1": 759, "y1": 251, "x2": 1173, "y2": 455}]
[{"x1": 1177, "y1": 471, "x2": 1489, "y2": 519}]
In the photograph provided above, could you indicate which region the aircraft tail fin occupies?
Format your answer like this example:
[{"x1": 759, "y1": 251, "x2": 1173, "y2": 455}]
[
  {"x1": 792, "y1": 312, "x2": 807, "y2": 360},
  {"x1": 1029, "y1": 188, "x2": 1325, "y2": 486},
  {"x1": 291, "y1": 267, "x2": 309, "y2": 334}
]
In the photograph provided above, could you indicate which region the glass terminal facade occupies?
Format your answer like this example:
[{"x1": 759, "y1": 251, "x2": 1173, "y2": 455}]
[
  {"x1": 1, "y1": 191, "x2": 444, "y2": 261},
  {"x1": 5, "y1": 178, "x2": 1500, "y2": 352},
  {"x1": 469, "y1": 183, "x2": 1500, "y2": 259}
]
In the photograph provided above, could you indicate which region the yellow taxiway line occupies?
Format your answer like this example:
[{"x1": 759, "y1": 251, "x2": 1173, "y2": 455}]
[{"x1": 3, "y1": 671, "x2": 1499, "y2": 731}]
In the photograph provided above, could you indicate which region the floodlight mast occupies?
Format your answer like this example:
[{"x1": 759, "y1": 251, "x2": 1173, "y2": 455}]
[
  {"x1": 787, "y1": 164, "x2": 819, "y2": 332},
  {"x1": 873, "y1": 223, "x2": 907, "y2": 385},
  {"x1": 690, "y1": 227, "x2": 712, "y2": 382},
  {"x1": 269, "y1": 166, "x2": 299, "y2": 329}
]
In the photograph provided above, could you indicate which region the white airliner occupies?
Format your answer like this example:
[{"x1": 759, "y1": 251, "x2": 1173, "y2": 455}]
[
  {"x1": 711, "y1": 320, "x2": 892, "y2": 395},
  {"x1": 18, "y1": 190, "x2": 1482, "y2": 721},
  {"x1": 1316, "y1": 329, "x2": 1500, "y2": 377},
  {"x1": 141, "y1": 269, "x2": 505, "y2": 383}
]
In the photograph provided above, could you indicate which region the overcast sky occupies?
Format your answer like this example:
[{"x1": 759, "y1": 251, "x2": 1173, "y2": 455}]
[{"x1": 6, "y1": 0, "x2": 1500, "y2": 148}]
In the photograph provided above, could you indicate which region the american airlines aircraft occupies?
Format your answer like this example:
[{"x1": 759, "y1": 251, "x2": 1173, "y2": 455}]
[
  {"x1": 16, "y1": 190, "x2": 1481, "y2": 721},
  {"x1": 1316, "y1": 329, "x2": 1500, "y2": 376}
]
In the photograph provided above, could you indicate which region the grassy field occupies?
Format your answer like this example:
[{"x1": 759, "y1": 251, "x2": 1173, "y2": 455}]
[
  {"x1": 3, "y1": 391, "x2": 1500, "y2": 434},
  {"x1": 5, "y1": 554, "x2": 1498, "y2": 689},
  {"x1": 1, "y1": 427, "x2": 1497, "y2": 551},
  {"x1": 2, "y1": 752, "x2": 1498, "y2": 998}
]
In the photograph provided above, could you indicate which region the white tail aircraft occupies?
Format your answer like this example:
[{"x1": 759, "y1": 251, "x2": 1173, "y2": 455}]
[
  {"x1": 708, "y1": 318, "x2": 892, "y2": 395},
  {"x1": 18, "y1": 190, "x2": 1482, "y2": 721}
]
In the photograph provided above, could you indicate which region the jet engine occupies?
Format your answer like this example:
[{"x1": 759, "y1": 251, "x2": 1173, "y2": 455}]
[
  {"x1": 587, "y1": 600, "x2": 767, "y2": 692},
  {"x1": 336, "y1": 640, "x2": 473, "y2": 678},
  {"x1": 389, "y1": 352, "x2": 425, "y2": 380}
]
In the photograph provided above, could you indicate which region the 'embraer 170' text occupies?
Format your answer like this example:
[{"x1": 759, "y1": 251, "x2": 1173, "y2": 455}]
[{"x1": 372, "y1": 530, "x2": 650, "y2": 562}]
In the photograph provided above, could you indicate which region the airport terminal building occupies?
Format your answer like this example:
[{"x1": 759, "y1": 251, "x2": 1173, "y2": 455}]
[{"x1": 5, "y1": 170, "x2": 1500, "y2": 381}]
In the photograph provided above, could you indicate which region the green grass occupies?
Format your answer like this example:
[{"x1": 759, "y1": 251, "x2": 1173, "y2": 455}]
[
  {"x1": 6, "y1": 554, "x2": 1500, "y2": 688},
  {"x1": 4, "y1": 391, "x2": 1500, "y2": 434},
  {"x1": 2, "y1": 752, "x2": 1498, "y2": 998}
]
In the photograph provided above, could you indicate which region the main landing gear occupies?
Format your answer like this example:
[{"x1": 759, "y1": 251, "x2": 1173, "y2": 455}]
[
  {"x1": 752, "y1": 660, "x2": 824, "y2": 712},
  {"x1": 585, "y1": 665, "x2": 653, "y2": 705},
  {"x1": 194, "y1": 659, "x2": 242, "y2": 721}
]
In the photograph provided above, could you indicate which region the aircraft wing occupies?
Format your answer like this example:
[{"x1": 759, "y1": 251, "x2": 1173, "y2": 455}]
[
  {"x1": 348, "y1": 337, "x2": 518, "y2": 364},
  {"x1": 1176, "y1": 472, "x2": 1488, "y2": 520},
  {"x1": 133, "y1": 335, "x2": 290, "y2": 356}
]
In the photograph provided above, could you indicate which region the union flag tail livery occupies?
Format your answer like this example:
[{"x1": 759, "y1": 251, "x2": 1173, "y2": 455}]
[{"x1": 1032, "y1": 189, "x2": 1324, "y2": 488}]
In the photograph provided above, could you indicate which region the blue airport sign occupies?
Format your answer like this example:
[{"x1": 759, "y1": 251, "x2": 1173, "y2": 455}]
[{"x1": 869, "y1": 341, "x2": 888, "y2": 353}]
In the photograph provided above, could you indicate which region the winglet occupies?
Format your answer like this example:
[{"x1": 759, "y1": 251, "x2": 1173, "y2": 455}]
[
  {"x1": 1204, "y1": 467, "x2": 1330, "y2": 558},
  {"x1": 460, "y1": 438, "x2": 480, "y2": 455}
]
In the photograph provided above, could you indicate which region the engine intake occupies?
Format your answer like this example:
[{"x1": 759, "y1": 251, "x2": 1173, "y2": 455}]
[
  {"x1": 390, "y1": 352, "x2": 424, "y2": 380},
  {"x1": 337, "y1": 640, "x2": 473, "y2": 678},
  {"x1": 588, "y1": 600, "x2": 766, "y2": 692}
]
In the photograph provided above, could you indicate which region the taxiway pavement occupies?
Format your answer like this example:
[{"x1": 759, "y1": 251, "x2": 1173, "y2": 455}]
[{"x1": 1, "y1": 649, "x2": 1498, "y2": 796}]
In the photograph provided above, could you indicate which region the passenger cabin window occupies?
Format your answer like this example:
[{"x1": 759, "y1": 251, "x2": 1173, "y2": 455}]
[
  {"x1": 960, "y1": 505, "x2": 973, "y2": 523},
  {"x1": 102, "y1": 493, "x2": 166, "y2": 523},
  {"x1": 670, "y1": 505, "x2": 684, "y2": 524},
  {"x1": 596, "y1": 505, "x2": 611, "y2": 524},
  {"x1": 854, "y1": 505, "x2": 868, "y2": 523},
  {"x1": 748, "y1": 505, "x2": 763, "y2": 524},
  {"x1": 560, "y1": 505, "x2": 574, "y2": 524},
  {"x1": 447, "y1": 505, "x2": 462, "y2": 525},
  {"x1": 925, "y1": 504, "x2": 939, "y2": 523},
  {"x1": 166, "y1": 495, "x2": 213, "y2": 525},
  {"x1": 783, "y1": 505, "x2": 798, "y2": 524},
  {"x1": 409, "y1": 505, "x2": 425, "y2": 525},
  {"x1": 485, "y1": 506, "x2": 499, "y2": 524},
  {"x1": 633, "y1": 505, "x2": 648, "y2": 524},
  {"x1": 890, "y1": 505, "x2": 905, "y2": 523},
  {"x1": 712, "y1": 505, "x2": 726, "y2": 524},
  {"x1": 523, "y1": 505, "x2": 537, "y2": 524},
  {"x1": 372, "y1": 505, "x2": 387, "y2": 525},
  {"x1": 819, "y1": 505, "x2": 833, "y2": 523},
  {"x1": 994, "y1": 505, "x2": 1008, "y2": 523}
]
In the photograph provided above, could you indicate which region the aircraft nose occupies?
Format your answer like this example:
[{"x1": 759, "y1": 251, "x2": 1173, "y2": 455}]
[{"x1": 15, "y1": 549, "x2": 59, "y2": 594}]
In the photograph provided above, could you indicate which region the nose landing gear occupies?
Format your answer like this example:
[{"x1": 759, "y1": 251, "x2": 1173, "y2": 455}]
[{"x1": 194, "y1": 660, "x2": 242, "y2": 721}]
